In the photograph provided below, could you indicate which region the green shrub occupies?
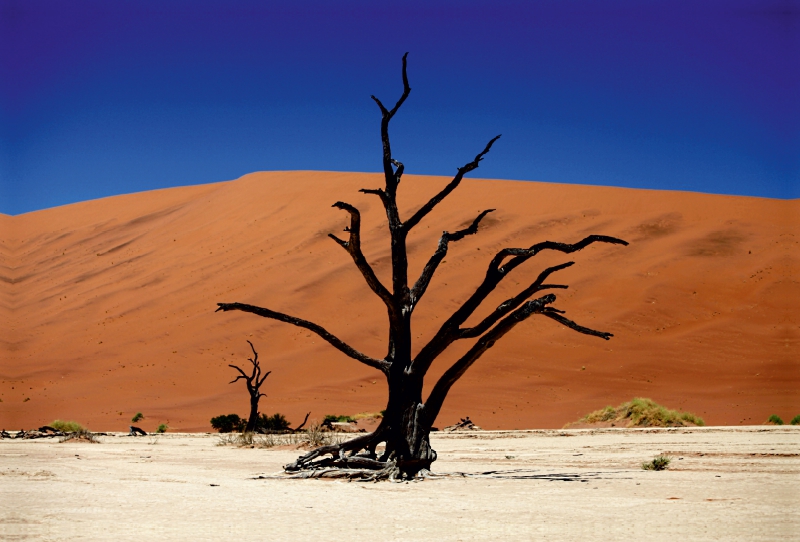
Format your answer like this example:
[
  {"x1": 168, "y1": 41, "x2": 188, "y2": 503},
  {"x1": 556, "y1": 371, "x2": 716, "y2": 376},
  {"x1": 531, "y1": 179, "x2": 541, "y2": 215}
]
[
  {"x1": 51, "y1": 420, "x2": 85, "y2": 433},
  {"x1": 156, "y1": 423, "x2": 168, "y2": 433},
  {"x1": 642, "y1": 455, "x2": 671, "y2": 471},
  {"x1": 131, "y1": 412, "x2": 144, "y2": 423},
  {"x1": 572, "y1": 398, "x2": 704, "y2": 428},
  {"x1": 257, "y1": 413, "x2": 290, "y2": 432},
  {"x1": 323, "y1": 414, "x2": 355, "y2": 424},
  {"x1": 583, "y1": 405, "x2": 616, "y2": 423},
  {"x1": 790, "y1": 415, "x2": 800, "y2": 426},
  {"x1": 210, "y1": 414, "x2": 245, "y2": 433},
  {"x1": 767, "y1": 414, "x2": 784, "y2": 425}
]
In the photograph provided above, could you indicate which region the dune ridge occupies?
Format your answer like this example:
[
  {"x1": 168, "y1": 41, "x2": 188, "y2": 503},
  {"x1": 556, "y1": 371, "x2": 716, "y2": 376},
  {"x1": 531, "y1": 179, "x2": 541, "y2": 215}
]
[{"x1": 0, "y1": 171, "x2": 797, "y2": 431}]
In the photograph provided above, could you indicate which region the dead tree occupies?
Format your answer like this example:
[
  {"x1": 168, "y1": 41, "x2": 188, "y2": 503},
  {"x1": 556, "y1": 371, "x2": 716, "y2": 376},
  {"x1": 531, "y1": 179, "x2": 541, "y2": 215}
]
[
  {"x1": 228, "y1": 340, "x2": 271, "y2": 433},
  {"x1": 217, "y1": 54, "x2": 627, "y2": 479}
]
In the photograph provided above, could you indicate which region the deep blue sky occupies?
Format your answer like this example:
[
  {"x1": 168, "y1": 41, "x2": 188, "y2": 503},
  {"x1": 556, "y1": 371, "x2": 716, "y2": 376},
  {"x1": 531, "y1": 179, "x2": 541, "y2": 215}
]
[{"x1": 1, "y1": 0, "x2": 797, "y2": 215}]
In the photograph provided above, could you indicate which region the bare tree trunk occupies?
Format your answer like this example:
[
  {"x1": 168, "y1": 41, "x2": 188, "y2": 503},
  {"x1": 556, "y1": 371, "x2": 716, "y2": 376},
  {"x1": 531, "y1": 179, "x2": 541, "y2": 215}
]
[
  {"x1": 379, "y1": 372, "x2": 436, "y2": 476},
  {"x1": 245, "y1": 395, "x2": 260, "y2": 433},
  {"x1": 218, "y1": 54, "x2": 627, "y2": 480},
  {"x1": 228, "y1": 341, "x2": 270, "y2": 433}
]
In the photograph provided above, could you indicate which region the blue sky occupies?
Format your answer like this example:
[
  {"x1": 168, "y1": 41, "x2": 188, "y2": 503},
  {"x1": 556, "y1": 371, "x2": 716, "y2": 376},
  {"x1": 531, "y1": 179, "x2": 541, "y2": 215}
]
[{"x1": 1, "y1": 0, "x2": 797, "y2": 214}]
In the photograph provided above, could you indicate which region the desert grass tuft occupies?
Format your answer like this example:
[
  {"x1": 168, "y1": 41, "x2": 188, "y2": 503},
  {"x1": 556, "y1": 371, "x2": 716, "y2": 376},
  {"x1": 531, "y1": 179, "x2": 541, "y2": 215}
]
[
  {"x1": 766, "y1": 414, "x2": 784, "y2": 425},
  {"x1": 352, "y1": 411, "x2": 384, "y2": 420},
  {"x1": 51, "y1": 420, "x2": 86, "y2": 433},
  {"x1": 569, "y1": 398, "x2": 704, "y2": 428},
  {"x1": 216, "y1": 422, "x2": 343, "y2": 449},
  {"x1": 302, "y1": 421, "x2": 343, "y2": 448},
  {"x1": 641, "y1": 454, "x2": 671, "y2": 471},
  {"x1": 790, "y1": 415, "x2": 800, "y2": 426}
]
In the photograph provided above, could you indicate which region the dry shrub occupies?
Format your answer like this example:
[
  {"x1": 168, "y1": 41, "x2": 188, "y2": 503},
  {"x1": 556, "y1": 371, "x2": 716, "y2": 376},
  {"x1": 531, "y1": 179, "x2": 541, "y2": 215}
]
[
  {"x1": 217, "y1": 432, "x2": 297, "y2": 448},
  {"x1": 59, "y1": 429, "x2": 99, "y2": 443},
  {"x1": 298, "y1": 421, "x2": 342, "y2": 448},
  {"x1": 215, "y1": 421, "x2": 344, "y2": 449}
]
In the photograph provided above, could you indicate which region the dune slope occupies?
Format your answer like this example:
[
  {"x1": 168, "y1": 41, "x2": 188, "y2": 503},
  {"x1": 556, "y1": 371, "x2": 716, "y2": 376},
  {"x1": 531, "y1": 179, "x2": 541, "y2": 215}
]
[{"x1": 0, "y1": 171, "x2": 797, "y2": 431}]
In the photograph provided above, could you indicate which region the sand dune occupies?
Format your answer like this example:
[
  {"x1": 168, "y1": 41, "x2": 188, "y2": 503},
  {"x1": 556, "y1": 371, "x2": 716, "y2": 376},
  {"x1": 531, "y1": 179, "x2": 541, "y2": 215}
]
[{"x1": 0, "y1": 171, "x2": 797, "y2": 431}]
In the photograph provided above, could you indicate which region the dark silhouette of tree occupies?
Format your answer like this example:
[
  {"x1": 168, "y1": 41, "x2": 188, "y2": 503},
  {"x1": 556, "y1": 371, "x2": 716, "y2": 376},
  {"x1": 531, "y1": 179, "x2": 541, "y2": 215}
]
[
  {"x1": 217, "y1": 54, "x2": 627, "y2": 479},
  {"x1": 228, "y1": 340, "x2": 270, "y2": 433}
]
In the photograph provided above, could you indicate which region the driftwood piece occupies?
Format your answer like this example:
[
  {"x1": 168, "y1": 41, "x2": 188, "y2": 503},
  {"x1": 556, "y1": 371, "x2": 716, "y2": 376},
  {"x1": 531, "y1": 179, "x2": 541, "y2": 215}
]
[
  {"x1": 443, "y1": 417, "x2": 482, "y2": 432},
  {"x1": 129, "y1": 425, "x2": 147, "y2": 436}
]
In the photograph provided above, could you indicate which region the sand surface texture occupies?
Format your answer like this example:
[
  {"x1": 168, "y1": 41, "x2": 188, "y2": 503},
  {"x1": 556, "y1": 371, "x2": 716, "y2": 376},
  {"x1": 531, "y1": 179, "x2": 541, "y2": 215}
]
[
  {"x1": 1, "y1": 172, "x2": 797, "y2": 430},
  {"x1": 2, "y1": 426, "x2": 798, "y2": 541}
]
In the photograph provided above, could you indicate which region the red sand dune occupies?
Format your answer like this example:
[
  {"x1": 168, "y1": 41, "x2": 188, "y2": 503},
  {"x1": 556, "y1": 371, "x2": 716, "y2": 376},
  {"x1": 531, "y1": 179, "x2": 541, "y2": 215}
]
[{"x1": 0, "y1": 171, "x2": 797, "y2": 431}]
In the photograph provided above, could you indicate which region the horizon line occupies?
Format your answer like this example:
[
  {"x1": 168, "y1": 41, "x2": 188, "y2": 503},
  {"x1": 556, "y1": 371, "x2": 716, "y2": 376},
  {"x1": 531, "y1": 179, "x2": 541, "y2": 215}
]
[{"x1": 2, "y1": 169, "x2": 796, "y2": 217}]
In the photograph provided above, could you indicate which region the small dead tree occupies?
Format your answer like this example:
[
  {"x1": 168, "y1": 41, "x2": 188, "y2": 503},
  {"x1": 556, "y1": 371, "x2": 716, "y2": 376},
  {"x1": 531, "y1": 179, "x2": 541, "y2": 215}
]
[
  {"x1": 217, "y1": 54, "x2": 627, "y2": 479},
  {"x1": 228, "y1": 340, "x2": 270, "y2": 433}
]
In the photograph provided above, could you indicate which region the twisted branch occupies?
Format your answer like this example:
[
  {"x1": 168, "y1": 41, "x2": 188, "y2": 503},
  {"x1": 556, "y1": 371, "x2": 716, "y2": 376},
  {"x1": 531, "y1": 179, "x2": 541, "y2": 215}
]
[
  {"x1": 216, "y1": 303, "x2": 389, "y2": 374},
  {"x1": 412, "y1": 235, "x2": 626, "y2": 374},
  {"x1": 228, "y1": 340, "x2": 271, "y2": 388},
  {"x1": 404, "y1": 135, "x2": 501, "y2": 232},
  {"x1": 328, "y1": 201, "x2": 394, "y2": 310},
  {"x1": 410, "y1": 209, "x2": 495, "y2": 305},
  {"x1": 371, "y1": 52, "x2": 410, "y2": 194},
  {"x1": 424, "y1": 294, "x2": 556, "y2": 419}
]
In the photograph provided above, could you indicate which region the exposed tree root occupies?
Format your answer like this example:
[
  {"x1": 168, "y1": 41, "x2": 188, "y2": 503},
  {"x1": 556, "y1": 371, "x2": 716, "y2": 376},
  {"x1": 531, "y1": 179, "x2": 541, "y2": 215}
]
[{"x1": 283, "y1": 426, "x2": 437, "y2": 481}]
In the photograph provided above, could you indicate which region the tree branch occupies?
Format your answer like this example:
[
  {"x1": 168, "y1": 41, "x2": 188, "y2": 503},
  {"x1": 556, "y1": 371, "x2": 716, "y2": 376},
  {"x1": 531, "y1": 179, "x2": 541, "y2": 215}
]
[
  {"x1": 423, "y1": 293, "x2": 613, "y2": 422},
  {"x1": 410, "y1": 209, "x2": 494, "y2": 305},
  {"x1": 412, "y1": 235, "x2": 626, "y2": 374},
  {"x1": 454, "y1": 235, "x2": 626, "y2": 325},
  {"x1": 489, "y1": 235, "x2": 628, "y2": 275},
  {"x1": 228, "y1": 371, "x2": 248, "y2": 385},
  {"x1": 391, "y1": 159, "x2": 404, "y2": 184},
  {"x1": 404, "y1": 135, "x2": 501, "y2": 232},
  {"x1": 328, "y1": 201, "x2": 394, "y2": 310},
  {"x1": 388, "y1": 53, "x2": 410, "y2": 118},
  {"x1": 244, "y1": 340, "x2": 263, "y2": 382},
  {"x1": 216, "y1": 302, "x2": 390, "y2": 374},
  {"x1": 540, "y1": 308, "x2": 613, "y2": 339},
  {"x1": 257, "y1": 370, "x2": 271, "y2": 388},
  {"x1": 372, "y1": 52, "x2": 410, "y2": 194},
  {"x1": 424, "y1": 294, "x2": 556, "y2": 420},
  {"x1": 458, "y1": 262, "x2": 574, "y2": 339},
  {"x1": 291, "y1": 412, "x2": 311, "y2": 432},
  {"x1": 358, "y1": 187, "x2": 387, "y2": 200}
]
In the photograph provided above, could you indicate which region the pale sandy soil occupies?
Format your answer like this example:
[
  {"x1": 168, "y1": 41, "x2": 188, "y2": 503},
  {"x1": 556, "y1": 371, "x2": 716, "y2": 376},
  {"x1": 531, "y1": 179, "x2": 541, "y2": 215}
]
[{"x1": 2, "y1": 426, "x2": 797, "y2": 541}]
